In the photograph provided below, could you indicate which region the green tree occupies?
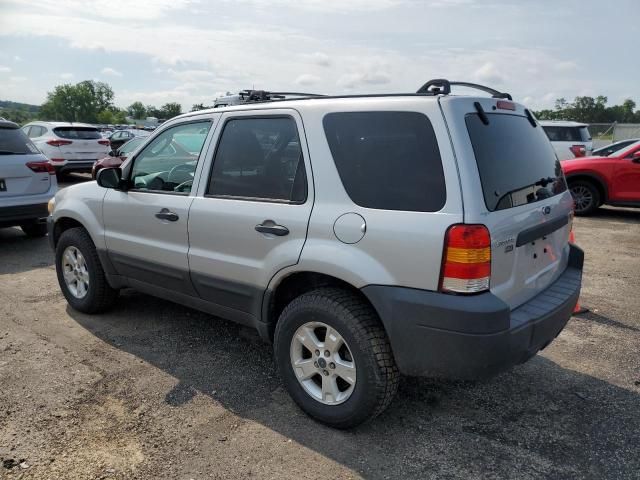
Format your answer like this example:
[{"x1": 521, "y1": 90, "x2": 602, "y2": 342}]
[
  {"x1": 127, "y1": 101, "x2": 147, "y2": 119},
  {"x1": 40, "y1": 80, "x2": 115, "y2": 123},
  {"x1": 112, "y1": 109, "x2": 128, "y2": 124},
  {"x1": 191, "y1": 103, "x2": 206, "y2": 112},
  {"x1": 160, "y1": 102, "x2": 182, "y2": 119},
  {"x1": 96, "y1": 109, "x2": 114, "y2": 124}
]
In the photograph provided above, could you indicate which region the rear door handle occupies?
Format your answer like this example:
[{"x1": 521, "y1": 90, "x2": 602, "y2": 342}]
[
  {"x1": 255, "y1": 222, "x2": 289, "y2": 236},
  {"x1": 155, "y1": 208, "x2": 179, "y2": 222}
]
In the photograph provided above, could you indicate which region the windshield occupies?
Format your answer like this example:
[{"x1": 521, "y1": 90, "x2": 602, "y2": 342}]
[
  {"x1": 610, "y1": 140, "x2": 640, "y2": 157},
  {"x1": 0, "y1": 127, "x2": 40, "y2": 155},
  {"x1": 466, "y1": 113, "x2": 567, "y2": 211},
  {"x1": 53, "y1": 127, "x2": 101, "y2": 140},
  {"x1": 119, "y1": 137, "x2": 144, "y2": 154}
]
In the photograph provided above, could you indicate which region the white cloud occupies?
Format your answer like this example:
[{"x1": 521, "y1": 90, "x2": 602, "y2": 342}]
[
  {"x1": 295, "y1": 74, "x2": 321, "y2": 86},
  {"x1": 9, "y1": 76, "x2": 27, "y2": 82},
  {"x1": 473, "y1": 62, "x2": 506, "y2": 85},
  {"x1": 60, "y1": 72, "x2": 74, "y2": 79},
  {"x1": 101, "y1": 67, "x2": 123, "y2": 77},
  {"x1": 307, "y1": 52, "x2": 331, "y2": 67},
  {"x1": 223, "y1": 0, "x2": 407, "y2": 12},
  {"x1": 0, "y1": 66, "x2": 12, "y2": 73},
  {"x1": 14, "y1": 55, "x2": 22, "y2": 61}
]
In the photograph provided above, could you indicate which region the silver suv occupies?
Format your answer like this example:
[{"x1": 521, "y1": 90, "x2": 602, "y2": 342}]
[{"x1": 48, "y1": 80, "x2": 584, "y2": 428}]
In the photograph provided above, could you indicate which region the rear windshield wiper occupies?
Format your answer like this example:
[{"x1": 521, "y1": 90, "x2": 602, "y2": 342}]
[
  {"x1": 494, "y1": 177, "x2": 557, "y2": 209},
  {"x1": 535, "y1": 176, "x2": 556, "y2": 187},
  {"x1": 0, "y1": 150, "x2": 28, "y2": 155}
]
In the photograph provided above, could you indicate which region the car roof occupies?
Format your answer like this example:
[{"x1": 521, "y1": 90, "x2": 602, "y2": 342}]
[
  {"x1": 538, "y1": 120, "x2": 588, "y2": 127},
  {"x1": 0, "y1": 120, "x2": 20, "y2": 129},
  {"x1": 28, "y1": 121, "x2": 98, "y2": 128}
]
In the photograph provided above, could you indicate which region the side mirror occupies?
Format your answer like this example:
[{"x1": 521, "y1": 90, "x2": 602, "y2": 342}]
[
  {"x1": 96, "y1": 167, "x2": 122, "y2": 189},
  {"x1": 108, "y1": 150, "x2": 116, "y2": 157},
  {"x1": 632, "y1": 151, "x2": 640, "y2": 163}
]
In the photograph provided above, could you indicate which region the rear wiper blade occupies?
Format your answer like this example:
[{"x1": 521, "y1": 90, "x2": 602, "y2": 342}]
[
  {"x1": 535, "y1": 176, "x2": 556, "y2": 187},
  {"x1": 494, "y1": 177, "x2": 557, "y2": 208}
]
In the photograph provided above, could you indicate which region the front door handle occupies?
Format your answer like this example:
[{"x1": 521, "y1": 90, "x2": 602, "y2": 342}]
[
  {"x1": 155, "y1": 208, "x2": 179, "y2": 222},
  {"x1": 255, "y1": 221, "x2": 289, "y2": 236}
]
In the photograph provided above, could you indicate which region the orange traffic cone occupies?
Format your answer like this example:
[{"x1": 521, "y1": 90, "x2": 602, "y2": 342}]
[{"x1": 569, "y1": 230, "x2": 588, "y2": 314}]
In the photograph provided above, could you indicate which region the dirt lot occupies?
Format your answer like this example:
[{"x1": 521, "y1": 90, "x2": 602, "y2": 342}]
[{"x1": 1, "y1": 176, "x2": 639, "y2": 479}]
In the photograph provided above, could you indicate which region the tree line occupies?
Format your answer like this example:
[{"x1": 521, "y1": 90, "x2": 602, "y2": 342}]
[
  {"x1": 534, "y1": 96, "x2": 639, "y2": 124},
  {"x1": 0, "y1": 80, "x2": 183, "y2": 125},
  {"x1": 3, "y1": 82, "x2": 640, "y2": 126}
]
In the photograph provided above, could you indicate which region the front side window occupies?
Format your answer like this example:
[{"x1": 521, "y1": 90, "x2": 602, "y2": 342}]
[
  {"x1": 130, "y1": 120, "x2": 211, "y2": 194},
  {"x1": 323, "y1": 111, "x2": 446, "y2": 212},
  {"x1": 207, "y1": 117, "x2": 307, "y2": 203}
]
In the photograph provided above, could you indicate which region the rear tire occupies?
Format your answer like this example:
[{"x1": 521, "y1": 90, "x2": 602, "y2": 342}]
[
  {"x1": 55, "y1": 227, "x2": 118, "y2": 313},
  {"x1": 21, "y1": 222, "x2": 47, "y2": 238},
  {"x1": 274, "y1": 288, "x2": 399, "y2": 428},
  {"x1": 569, "y1": 180, "x2": 600, "y2": 216}
]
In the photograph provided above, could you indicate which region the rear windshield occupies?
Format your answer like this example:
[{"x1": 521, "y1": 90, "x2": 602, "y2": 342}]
[
  {"x1": 542, "y1": 126, "x2": 591, "y2": 142},
  {"x1": 466, "y1": 114, "x2": 567, "y2": 211},
  {"x1": 323, "y1": 111, "x2": 446, "y2": 212},
  {"x1": 53, "y1": 127, "x2": 101, "y2": 140},
  {"x1": 0, "y1": 127, "x2": 40, "y2": 155}
]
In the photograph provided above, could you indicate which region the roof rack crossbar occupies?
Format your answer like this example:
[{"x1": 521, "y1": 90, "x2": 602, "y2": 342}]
[
  {"x1": 238, "y1": 90, "x2": 326, "y2": 103},
  {"x1": 416, "y1": 79, "x2": 513, "y2": 100}
]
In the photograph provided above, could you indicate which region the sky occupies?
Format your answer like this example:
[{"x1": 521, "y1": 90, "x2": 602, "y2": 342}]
[{"x1": 0, "y1": 0, "x2": 639, "y2": 111}]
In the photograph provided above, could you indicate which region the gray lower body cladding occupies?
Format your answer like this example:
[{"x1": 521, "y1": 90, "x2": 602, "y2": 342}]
[{"x1": 362, "y1": 245, "x2": 584, "y2": 379}]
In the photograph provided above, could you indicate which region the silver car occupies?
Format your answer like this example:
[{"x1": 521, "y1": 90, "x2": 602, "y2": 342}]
[
  {"x1": 0, "y1": 120, "x2": 57, "y2": 237},
  {"x1": 48, "y1": 81, "x2": 583, "y2": 428}
]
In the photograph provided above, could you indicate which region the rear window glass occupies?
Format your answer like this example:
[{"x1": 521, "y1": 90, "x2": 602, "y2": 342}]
[
  {"x1": 0, "y1": 127, "x2": 40, "y2": 155},
  {"x1": 323, "y1": 111, "x2": 446, "y2": 212},
  {"x1": 542, "y1": 126, "x2": 591, "y2": 142},
  {"x1": 53, "y1": 127, "x2": 101, "y2": 140},
  {"x1": 466, "y1": 114, "x2": 567, "y2": 211}
]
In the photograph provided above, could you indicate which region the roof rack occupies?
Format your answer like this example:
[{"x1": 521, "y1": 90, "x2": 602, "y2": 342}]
[
  {"x1": 416, "y1": 79, "x2": 513, "y2": 100},
  {"x1": 238, "y1": 90, "x2": 326, "y2": 102}
]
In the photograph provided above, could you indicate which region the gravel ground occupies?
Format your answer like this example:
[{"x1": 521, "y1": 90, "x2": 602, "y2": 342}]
[{"x1": 1, "y1": 175, "x2": 639, "y2": 479}]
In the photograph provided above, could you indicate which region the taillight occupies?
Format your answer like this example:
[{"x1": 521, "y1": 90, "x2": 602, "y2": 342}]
[
  {"x1": 569, "y1": 145, "x2": 586, "y2": 158},
  {"x1": 98, "y1": 139, "x2": 110, "y2": 146},
  {"x1": 26, "y1": 160, "x2": 55, "y2": 175},
  {"x1": 440, "y1": 224, "x2": 491, "y2": 294},
  {"x1": 46, "y1": 139, "x2": 73, "y2": 147}
]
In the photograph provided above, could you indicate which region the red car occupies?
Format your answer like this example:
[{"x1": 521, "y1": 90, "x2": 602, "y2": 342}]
[
  {"x1": 91, "y1": 137, "x2": 145, "y2": 179},
  {"x1": 561, "y1": 140, "x2": 640, "y2": 215}
]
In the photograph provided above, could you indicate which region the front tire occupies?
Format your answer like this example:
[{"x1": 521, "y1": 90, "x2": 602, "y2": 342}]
[
  {"x1": 55, "y1": 227, "x2": 118, "y2": 313},
  {"x1": 569, "y1": 180, "x2": 600, "y2": 216},
  {"x1": 274, "y1": 288, "x2": 399, "y2": 428}
]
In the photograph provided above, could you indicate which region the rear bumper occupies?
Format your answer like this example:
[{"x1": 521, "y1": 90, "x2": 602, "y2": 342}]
[
  {"x1": 0, "y1": 203, "x2": 49, "y2": 228},
  {"x1": 54, "y1": 161, "x2": 96, "y2": 173},
  {"x1": 362, "y1": 244, "x2": 584, "y2": 379}
]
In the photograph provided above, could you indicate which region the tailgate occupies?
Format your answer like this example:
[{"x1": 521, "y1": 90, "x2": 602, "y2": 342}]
[
  {"x1": 440, "y1": 96, "x2": 574, "y2": 309},
  {"x1": 0, "y1": 154, "x2": 52, "y2": 197},
  {"x1": 53, "y1": 127, "x2": 109, "y2": 159}
]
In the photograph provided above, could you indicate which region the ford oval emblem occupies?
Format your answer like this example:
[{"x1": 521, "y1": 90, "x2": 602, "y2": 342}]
[{"x1": 542, "y1": 206, "x2": 551, "y2": 215}]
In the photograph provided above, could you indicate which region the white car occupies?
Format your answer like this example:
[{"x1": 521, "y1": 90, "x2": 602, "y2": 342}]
[
  {"x1": 0, "y1": 120, "x2": 57, "y2": 237},
  {"x1": 22, "y1": 121, "x2": 111, "y2": 179},
  {"x1": 540, "y1": 120, "x2": 593, "y2": 160}
]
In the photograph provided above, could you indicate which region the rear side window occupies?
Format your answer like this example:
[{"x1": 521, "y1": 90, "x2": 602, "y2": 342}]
[
  {"x1": 323, "y1": 111, "x2": 446, "y2": 212},
  {"x1": 0, "y1": 126, "x2": 40, "y2": 155},
  {"x1": 466, "y1": 114, "x2": 567, "y2": 212},
  {"x1": 53, "y1": 127, "x2": 101, "y2": 140},
  {"x1": 207, "y1": 117, "x2": 307, "y2": 203},
  {"x1": 542, "y1": 126, "x2": 591, "y2": 142}
]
